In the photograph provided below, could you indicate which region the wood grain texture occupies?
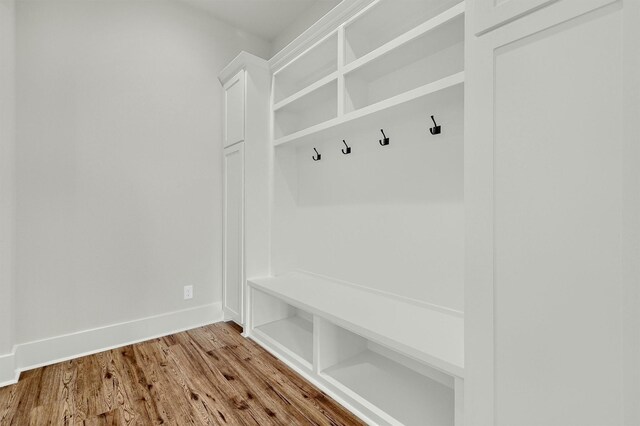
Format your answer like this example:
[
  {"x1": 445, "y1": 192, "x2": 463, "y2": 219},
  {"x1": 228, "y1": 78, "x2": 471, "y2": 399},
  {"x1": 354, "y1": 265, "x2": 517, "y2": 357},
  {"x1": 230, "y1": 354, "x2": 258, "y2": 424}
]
[{"x1": 0, "y1": 322, "x2": 364, "y2": 426}]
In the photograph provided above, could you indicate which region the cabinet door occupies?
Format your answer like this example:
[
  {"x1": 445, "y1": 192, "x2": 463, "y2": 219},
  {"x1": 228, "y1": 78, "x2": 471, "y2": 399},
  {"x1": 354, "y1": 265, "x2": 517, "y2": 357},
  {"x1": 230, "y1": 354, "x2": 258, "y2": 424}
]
[
  {"x1": 466, "y1": 0, "x2": 640, "y2": 425},
  {"x1": 223, "y1": 143, "x2": 244, "y2": 325},
  {"x1": 474, "y1": 0, "x2": 558, "y2": 35},
  {"x1": 224, "y1": 70, "x2": 245, "y2": 147}
]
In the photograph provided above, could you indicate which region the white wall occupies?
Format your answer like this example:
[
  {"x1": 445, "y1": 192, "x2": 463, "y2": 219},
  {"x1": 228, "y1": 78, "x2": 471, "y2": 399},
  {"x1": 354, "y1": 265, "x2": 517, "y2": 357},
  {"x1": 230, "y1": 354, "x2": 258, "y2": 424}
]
[
  {"x1": 0, "y1": 0, "x2": 16, "y2": 356},
  {"x1": 271, "y1": 0, "x2": 341, "y2": 56},
  {"x1": 15, "y1": 0, "x2": 271, "y2": 344}
]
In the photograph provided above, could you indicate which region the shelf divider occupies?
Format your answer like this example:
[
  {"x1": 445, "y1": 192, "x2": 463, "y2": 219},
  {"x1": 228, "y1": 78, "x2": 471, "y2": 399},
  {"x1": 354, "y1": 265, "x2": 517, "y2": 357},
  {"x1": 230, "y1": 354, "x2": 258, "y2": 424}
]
[{"x1": 274, "y1": 71, "x2": 464, "y2": 147}]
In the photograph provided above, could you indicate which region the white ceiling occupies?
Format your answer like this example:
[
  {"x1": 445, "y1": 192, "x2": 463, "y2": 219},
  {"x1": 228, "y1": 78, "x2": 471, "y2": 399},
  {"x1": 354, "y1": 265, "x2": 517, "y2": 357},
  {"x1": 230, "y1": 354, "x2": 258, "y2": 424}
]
[{"x1": 179, "y1": 0, "x2": 338, "y2": 41}]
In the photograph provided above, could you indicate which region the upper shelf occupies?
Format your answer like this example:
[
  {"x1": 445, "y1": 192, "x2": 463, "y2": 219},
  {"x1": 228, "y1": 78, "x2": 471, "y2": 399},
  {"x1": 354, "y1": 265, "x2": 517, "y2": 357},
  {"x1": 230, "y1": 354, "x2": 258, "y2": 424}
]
[
  {"x1": 344, "y1": 0, "x2": 463, "y2": 65},
  {"x1": 249, "y1": 271, "x2": 464, "y2": 377},
  {"x1": 273, "y1": 32, "x2": 338, "y2": 104},
  {"x1": 271, "y1": 1, "x2": 465, "y2": 148},
  {"x1": 274, "y1": 71, "x2": 463, "y2": 147}
]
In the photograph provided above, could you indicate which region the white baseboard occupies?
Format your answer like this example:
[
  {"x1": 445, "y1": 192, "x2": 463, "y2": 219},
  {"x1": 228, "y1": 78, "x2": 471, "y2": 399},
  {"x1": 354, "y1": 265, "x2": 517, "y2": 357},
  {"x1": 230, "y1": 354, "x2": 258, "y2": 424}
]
[
  {"x1": 0, "y1": 352, "x2": 18, "y2": 387},
  {"x1": 0, "y1": 303, "x2": 222, "y2": 388}
]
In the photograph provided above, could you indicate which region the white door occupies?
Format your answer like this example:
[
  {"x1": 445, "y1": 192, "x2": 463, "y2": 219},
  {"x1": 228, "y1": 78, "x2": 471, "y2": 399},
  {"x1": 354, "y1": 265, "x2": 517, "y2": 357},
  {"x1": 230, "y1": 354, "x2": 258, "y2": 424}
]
[
  {"x1": 223, "y1": 143, "x2": 244, "y2": 325},
  {"x1": 224, "y1": 70, "x2": 245, "y2": 147},
  {"x1": 466, "y1": 0, "x2": 640, "y2": 424}
]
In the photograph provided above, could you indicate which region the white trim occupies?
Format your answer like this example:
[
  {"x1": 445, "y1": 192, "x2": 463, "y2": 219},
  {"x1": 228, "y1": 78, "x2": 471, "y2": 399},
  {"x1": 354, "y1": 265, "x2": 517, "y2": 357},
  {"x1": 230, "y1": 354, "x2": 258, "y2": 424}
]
[
  {"x1": 0, "y1": 303, "x2": 222, "y2": 388},
  {"x1": 274, "y1": 71, "x2": 464, "y2": 147},
  {"x1": 218, "y1": 51, "x2": 268, "y2": 85}
]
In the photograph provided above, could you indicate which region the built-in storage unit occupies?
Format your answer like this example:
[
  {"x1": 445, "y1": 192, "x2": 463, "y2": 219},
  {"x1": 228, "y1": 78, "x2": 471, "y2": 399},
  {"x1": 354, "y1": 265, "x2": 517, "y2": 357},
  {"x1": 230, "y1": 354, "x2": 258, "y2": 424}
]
[
  {"x1": 234, "y1": 0, "x2": 467, "y2": 424},
  {"x1": 221, "y1": 0, "x2": 640, "y2": 424},
  {"x1": 218, "y1": 53, "x2": 271, "y2": 327},
  {"x1": 344, "y1": 5, "x2": 464, "y2": 112}
]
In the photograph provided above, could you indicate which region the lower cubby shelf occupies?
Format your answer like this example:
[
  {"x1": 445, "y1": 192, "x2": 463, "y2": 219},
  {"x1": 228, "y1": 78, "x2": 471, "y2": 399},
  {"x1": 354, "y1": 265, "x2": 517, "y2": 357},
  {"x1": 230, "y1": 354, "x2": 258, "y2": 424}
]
[
  {"x1": 322, "y1": 349, "x2": 454, "y2": 426},
  {"x1": 248, "y1": 274, "x2": 463, "y2": 425},
  {"x1": 251, "y1": 288, "x2": 314, "y2": 369},
  {"x1": 255, "y1": 315, "x2": 313, "y2": 365}
]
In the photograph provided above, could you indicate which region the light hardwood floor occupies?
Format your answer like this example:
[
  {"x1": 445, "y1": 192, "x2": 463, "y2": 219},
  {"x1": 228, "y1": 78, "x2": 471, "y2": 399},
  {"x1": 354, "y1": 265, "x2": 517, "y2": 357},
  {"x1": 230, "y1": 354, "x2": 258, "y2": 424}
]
[{"x1": 0, "y1": 322, "x2": 364, "y2": 425}]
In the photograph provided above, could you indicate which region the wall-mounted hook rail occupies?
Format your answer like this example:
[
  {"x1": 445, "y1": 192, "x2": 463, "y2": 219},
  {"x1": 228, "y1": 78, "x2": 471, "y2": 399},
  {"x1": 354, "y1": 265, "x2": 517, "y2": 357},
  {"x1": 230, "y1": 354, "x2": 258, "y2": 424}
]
[
  {"x1": 341, "y1": 140, "x2": 352, "y2": 155},
  {"x1": 429, "y1": 115, "x2": 441, "y2": 135},
  {"x1": 379, "y1": 129, "x2": 390, "y2": 146},
  {"x1": 312, "y1": 148, "x2": 321, "y2": 161}
]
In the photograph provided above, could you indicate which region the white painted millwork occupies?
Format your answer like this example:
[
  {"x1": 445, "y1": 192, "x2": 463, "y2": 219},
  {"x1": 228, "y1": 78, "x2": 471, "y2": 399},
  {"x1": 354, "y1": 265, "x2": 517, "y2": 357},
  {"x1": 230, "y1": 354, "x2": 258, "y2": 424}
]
[
  {"x1": 230, "y1": 0, "x2": 467, "y2": 424},
  {"x1": 220, "y1": 0, "x2": 640, "y2": 424},
  {"x1": 219, "y1": 52, "x2": 271, "y2": 328},
  {"x1": 250, "y1": 272, "x2": 463, "y2": 377},
  {"x1": 465, "y1": 0, "x2": 640, "y2": 425},
  {"x1": 222, "y1": 143, "x2": 244, "y2": 324},
  {"x1": 223, "y1": 70, "x2": 245, "y2": 147}
]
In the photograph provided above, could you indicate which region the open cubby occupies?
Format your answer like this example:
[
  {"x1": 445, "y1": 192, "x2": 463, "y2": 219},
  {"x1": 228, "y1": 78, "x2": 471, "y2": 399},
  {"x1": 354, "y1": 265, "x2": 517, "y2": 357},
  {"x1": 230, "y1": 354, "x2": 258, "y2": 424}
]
[
  {"x1": 274, "y1": 32, "x2": 338, "y2": 104},
  {"x1": 252, "y1": 289, "x2": 314, "y2": 367},
  {"x1": 344, "y1": 0, "x2": 462, "y2": 64},
  {"x1": 273, "y1": 79, "x2": 337, "y2": 139},
  {"x1": 344, "y1": 12, "x2": 464, "y2": 112},
  {"x1": 317, "y1": 319, "x2": 455, "y2": 426}
]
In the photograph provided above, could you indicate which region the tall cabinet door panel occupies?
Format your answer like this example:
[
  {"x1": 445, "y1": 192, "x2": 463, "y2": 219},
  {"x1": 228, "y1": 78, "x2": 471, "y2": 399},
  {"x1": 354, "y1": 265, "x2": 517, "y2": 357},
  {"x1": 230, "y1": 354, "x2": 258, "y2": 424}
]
[
  {"x1": 223, "y1": 143, "x2": 244, "y2": 324},
  {"x1": 466, "y1": 0, "x2": 639, "y2": 425},
  {"x1": 224, "y1": 70, "x2": 245, "y2": 147}
]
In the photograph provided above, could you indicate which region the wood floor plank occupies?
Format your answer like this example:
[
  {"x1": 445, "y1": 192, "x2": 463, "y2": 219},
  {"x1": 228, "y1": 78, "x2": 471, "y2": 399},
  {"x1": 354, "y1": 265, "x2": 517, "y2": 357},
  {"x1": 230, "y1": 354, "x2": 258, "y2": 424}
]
[{"x1": 0, "y1": 323, "x2": 363, "y2": 426}]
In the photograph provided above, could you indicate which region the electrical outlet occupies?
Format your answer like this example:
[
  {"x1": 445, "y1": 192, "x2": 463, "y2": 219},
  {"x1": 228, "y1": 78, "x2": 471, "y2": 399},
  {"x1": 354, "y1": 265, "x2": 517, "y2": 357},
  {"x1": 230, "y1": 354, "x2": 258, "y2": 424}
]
[{"x1": 184, "y1": 285, "x2": 193, "y2": 300}]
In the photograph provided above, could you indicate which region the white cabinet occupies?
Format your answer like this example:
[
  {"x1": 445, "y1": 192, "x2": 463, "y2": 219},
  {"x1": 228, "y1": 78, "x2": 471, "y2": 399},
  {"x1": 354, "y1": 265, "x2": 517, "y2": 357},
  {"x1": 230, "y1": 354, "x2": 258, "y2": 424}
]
[
  {"x1": 465, "y1": 0, "x2": 640, "y2": 424},
  {"x1": 219, "y1": 53, "x2": 271, "y2": 327},
  {"x1": 223, "y1": 70, "x2": 245, "y2": 147},
  {"x1": 222, "y1": 143, "x2": 244, "y2": 324}
]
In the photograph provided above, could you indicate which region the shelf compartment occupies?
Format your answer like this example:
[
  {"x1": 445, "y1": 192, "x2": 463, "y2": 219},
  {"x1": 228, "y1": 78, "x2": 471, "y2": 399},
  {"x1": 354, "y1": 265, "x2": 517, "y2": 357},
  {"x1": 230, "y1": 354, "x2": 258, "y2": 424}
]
[
  {"x1": 249, "y1": 272, "x2": 464, "y2": 377},
  {"x1": 344, "y1": 10, "x2": 464, "y2": 113},
  {"x1": 344, "y1": 0, "x2": 462, "y2": 64},
  {"x1": 318, "y1": 319, "x2": 454, "y2": 426},
  {"x1": 251, "y1": 289, "x2": 314, "y2": 368},
  {"x1": 274, "y1": 32, "x2": 338, "y2": 104},
  {"x1": 273, "y1": 79, "x2": 338, "y2": 139},
  {"x1": 274, "y1": 72, "x2": 463, "y2": 148}
]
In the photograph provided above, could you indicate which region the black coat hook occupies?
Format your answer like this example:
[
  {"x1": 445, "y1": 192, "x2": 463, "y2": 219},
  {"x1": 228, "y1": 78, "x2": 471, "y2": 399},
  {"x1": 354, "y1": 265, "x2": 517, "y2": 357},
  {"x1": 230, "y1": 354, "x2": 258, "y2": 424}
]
[
  {"x1": 312, "y1": 148, "x2": 321, "y2": 161},
  {"x1": 429, "y1": 115, "x2": 441, "y2": 135},
  {"x1": 341, "y1": 140, "x2": 351, "y2": 155},
  {"x1": 379, "y1": 129, "x2": 390, "y2": 146}
]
